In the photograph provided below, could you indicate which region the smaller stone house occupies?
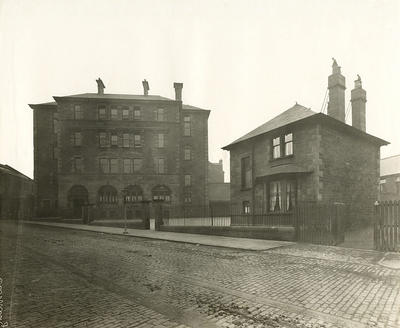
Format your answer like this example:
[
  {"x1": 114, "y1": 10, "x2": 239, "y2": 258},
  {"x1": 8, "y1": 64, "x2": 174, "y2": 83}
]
[
  {"x1": 379, "y1": 155, "x2": 400, "y2": 201},
  {"x1": 223, "y1": 60, "x2": 388, "y2": 226},
  {"x1": 0, "y1": 164, "x2": 34, "y2": 219}
]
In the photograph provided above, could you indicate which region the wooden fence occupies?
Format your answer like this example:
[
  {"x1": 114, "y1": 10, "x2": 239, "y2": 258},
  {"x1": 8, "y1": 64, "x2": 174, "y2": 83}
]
[{"x1": 374, "y1": 201, "x2": 400, "y2": 252}]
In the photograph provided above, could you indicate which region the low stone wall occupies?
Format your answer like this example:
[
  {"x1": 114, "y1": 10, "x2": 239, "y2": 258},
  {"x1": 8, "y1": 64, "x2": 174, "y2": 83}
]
[{"x1": 159, "y1": 225, "x2": 295, "y2": 241}]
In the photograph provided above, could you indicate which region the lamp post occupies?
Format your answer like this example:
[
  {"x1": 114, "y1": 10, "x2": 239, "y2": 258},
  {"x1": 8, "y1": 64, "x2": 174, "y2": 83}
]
[{"x1": 121, "y1": 188, "x2": 128, "y2": 234}]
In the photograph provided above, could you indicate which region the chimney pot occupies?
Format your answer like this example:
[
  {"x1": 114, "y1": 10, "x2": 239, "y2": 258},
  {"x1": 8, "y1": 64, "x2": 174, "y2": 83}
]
[
  {"x1": 96, "y1": 78, "x2": 105, "y2": 95},
  {"x1": 142, "y1": 79, "x2": 150, "y2": 96},
  {"x1": 173, "y1": 82, "x2": 183, "y2": 101}
]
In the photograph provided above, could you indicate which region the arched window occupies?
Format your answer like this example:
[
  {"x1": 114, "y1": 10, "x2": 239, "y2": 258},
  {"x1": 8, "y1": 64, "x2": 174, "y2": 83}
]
[
  {"x1": 152, "y1": 185, "x2": 171, "y2": 202},
  {"x1": 67, "y1": 185, "x2": 89, "y2": 203},
  {"x1": 98, "y1": 185, "x2": 118, "y2": 204},
  {"x1": 124, "y1": 185, "x2": 143, "y2": 203}
]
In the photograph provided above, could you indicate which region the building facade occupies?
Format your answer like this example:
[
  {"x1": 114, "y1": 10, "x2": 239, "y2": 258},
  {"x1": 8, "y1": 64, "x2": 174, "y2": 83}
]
[
  {"x1": 30, "y1": 80, "x2": 210, "y2": 218},
  {"x1": 208, "y1": 160, "x2": 230, "y2": 209},
  {"x1": 379, "y1": 155, "x2": 400, "y2": 201},
  {"x1": 223, "y1": 60, "x2": 388, "y2": 226},
  {"x1": 0, "y1": 164, "x2": 34, "y2": 219}
]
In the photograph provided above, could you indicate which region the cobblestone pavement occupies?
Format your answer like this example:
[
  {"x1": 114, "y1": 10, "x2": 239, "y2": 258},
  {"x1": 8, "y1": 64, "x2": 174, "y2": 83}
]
[{"x1": 1, "y1": 221, "x2": 400, "y2": 328}]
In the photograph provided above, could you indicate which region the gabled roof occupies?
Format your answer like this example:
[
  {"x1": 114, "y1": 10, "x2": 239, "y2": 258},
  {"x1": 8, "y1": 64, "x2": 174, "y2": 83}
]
[
  {"x1": 0, "y1": 164, "x2": 32, "y2": 181},
  {"x1": 224, "y1": 104, "x2": 317, "y2": 148},
  {"x1": 381, "y1": 155, "x2": 400, "y2": 177},
  {"x1": 223, "y1": 103, "x2": 389, "y2": 150}
]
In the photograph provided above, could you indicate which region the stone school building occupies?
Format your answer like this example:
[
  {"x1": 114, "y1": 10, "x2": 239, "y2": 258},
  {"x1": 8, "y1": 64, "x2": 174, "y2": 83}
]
[
  {"x1": 29, "y1": 80, "x2": 210, "y2": 218},
  {"x1": 223, "y1": 60, "x2": 388, "y2": 225}
]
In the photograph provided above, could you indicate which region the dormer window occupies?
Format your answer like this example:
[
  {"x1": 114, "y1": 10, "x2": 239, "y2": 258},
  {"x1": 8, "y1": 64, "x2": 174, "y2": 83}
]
[{"x1": 272, "y1": 132, "x2": 293, "y2": 159}]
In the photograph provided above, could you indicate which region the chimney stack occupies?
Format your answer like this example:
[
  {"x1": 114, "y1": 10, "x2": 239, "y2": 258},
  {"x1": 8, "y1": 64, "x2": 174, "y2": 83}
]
[
  {"x1": 351, "y1": 74, "x2": 366, "y2": 132},
  {"x1": 327, "y1": 58, "x2": 346, "y2": 122},
  {"x1": 96, "y1": 78, "x2": 105, "y2": 95},
  {"x1": 173, "y1": 82, "x2": 183, "y2": 101},
  {"x1": 142, "y1": 79, "x2": 149, "y2": 96}
]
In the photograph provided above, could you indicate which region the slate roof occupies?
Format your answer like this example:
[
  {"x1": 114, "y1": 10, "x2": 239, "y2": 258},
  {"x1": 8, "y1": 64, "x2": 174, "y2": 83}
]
[
  {"x1": 30, "y1": 94, "x2": 209, "y2": 112},
  {"x1": 381, "y1": 155, "x2": 400, "y2": 177},
  {"x1": 58, "y1": 93, "x2": 174, "y2": 101},
  {"x1": 0, "y1": 164, "x2": 32, "y2": 181},
  {"x1": 224, "y1": 104, "x2": 317, "y2": 148}
]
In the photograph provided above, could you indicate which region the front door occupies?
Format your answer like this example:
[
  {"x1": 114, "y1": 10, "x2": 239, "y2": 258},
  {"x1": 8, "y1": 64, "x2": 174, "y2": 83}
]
[{"x1": 72, "y1": 199, "x2": 85, "y2": 218}]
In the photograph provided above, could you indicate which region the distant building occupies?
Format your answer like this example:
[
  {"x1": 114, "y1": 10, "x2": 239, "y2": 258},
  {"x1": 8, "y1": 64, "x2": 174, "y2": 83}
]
[
  {"x1": 0, "y1": 164, "x2": 34, "y2": 219},
  {"x1": 208, "y1": 160, "x2": 230, "y2": 208},
  {"x1": 29, "y1": 79, "x2": 210, "y2": 218},
  {"x1": 380, "y1": 155, "x2": 400, "y2": 201},
  {"x1": 223, "y1": 60, "x2": 388, "y2": 225}
]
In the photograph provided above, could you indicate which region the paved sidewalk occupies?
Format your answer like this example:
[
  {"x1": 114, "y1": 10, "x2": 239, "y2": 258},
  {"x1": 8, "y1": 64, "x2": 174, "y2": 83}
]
[{"x1": 23, "y1": 220, "x2": 294, "y2": 251}]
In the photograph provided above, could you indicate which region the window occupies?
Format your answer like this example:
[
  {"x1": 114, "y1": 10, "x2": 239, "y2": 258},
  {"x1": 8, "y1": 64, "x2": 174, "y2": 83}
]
[
  {"x1": 100, "y1": 158, "x2": 110, "y2": 173},
  {"x1": 98, "y1": 105, "x2": 107, "y2": 120},
  {"x1": 397, "y1": 177, "x2": 400, "y2": 195},
  {"x1": 286, "y1": 181, "x2": 296, "y2": 211},
  {"x1": 152, "y1": 185, "x2": 171, "y2": 202},
  {"x1": 272, "y1": 132, "x2": 293, "y2": 159},
  {"x1": 155, "y1": 158, "x2": 166, "y2": 174},
  {"x1": 184, "y1": 190, "x2": 192, "y2": 203},
  {"x1": 123, "y1": 133, "x2": 130, "y2": 148},
  {"x1": 184, "y1": 174, "x2": 192, "y2": 186},
  {"x1": 269, "y1": 181, "x2": 282, "y2": 212},
  {"x1": 243, "y1": 201, "x2": 251, "y2": 214},
  {"x1": 123, "y1": 159, "x2": 132, "y2": 174},
  {"x1": 111, "y1": 134, "x2": 118, "y2": 146},
  {"x1": 124, "y1": 185, "x2": 143, "y2": 203},
  {"x1": 273, "y1": 137, "x2": 281, "y2": 159},
  {"x1": 284, "y1": 133, "x2": 293, "y2": 156},
  {"x1": 157, "y1": 133, "x2": 165, "y2": 148},
  {"x1": 72, "y1": 132, "x2": 82, "y2": 146},
  {"x1": 98, "y1": 185, "x2": 118, "y2": 204},
  {"x1": 133, "y1": 107, "x2": 141, "y2": 120},
  {"x1": 379, "y1": 179, "x2": 386, "y2": 193},
  {"x1": 72, "y1": 157, "x2": 83, "y2": 173},
  {"x1": 99, "y1": 132, "x2": 108, "y2": 147},
  {"x1": 121, "y1": 107, "x2": 129, "y2": 120},
  {"x1": 183, "y1": 115, "x2": 191, "y2": 136},
  {"x1": 269, "y1": 180, "x2": 296, "y2": 212},
  {"x1": 184, "y1": 146, "x2": 192, "y2": 160},
  {"x1": 110, "y1": 159, "x2": 119, "y2": 173},
  {"x1": 155, "y1": 108, "x2": 165, "y2": 121},
  {"x1": 241, "y1": 157, "x2": 251, "y2": 189},
  {"x1": 111, "y1": 107, "x2": 118, "y2": 120},
  {"x1": 134, "y1": 134, "x2": 142, "y2": 148},
  {"x1": 133, "y1": 159, "x2": 143, "y2": 172},
  {"x1": 74, "y1": 105, "x2": 83, "y2": 120}
]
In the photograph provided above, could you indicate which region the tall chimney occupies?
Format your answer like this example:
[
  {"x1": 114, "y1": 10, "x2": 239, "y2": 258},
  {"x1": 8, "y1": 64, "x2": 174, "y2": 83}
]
[
  {"x1": 327, "y1": 58, "x2": 346, "y2": 122},
  {"x1": 173, "y1": 82, "x2": 183, "y2": 101},
  {"x1": 96, "y1": 78, "x2": 105, "y2": 95},
  {"x1": 351, "y1": 74, "x2": 366, "y2": 132},
  {"x1": 142, "y1": 79, "x2": 149, "y2": 96}
]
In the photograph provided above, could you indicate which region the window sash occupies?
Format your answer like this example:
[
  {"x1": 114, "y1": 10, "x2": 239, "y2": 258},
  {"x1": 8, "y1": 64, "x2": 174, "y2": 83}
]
[
  {"x1": 122, "y1": 108, "x2": 129, "y2": 120},
  {"x1": 156, "y1": 108, "x2": 164, "y2": 121},
  {"x1": 100, "y1": 159, "x2": 110, "y2": 173},
  {"x1": 184, "y1": 148, "x2": 191, "y2": 160},
  {"x1": 98, "y1": 106, "x2": 107, "y2": 120},
  {"x1": 158, "y1": 133, "x2": 165, "y2": 148},
  {"x1": 184, "y1": 175, "x2": 191, "y2": 186},
  {"x1": 111, "y1": 108, "x2": 118, "y2": 120},
  {"x1": 110, "y1": 159, "x2": 118, "y2": 173},
  {"x1": 133, "y1": 159, "x2": 142, "y2": 172},
  {"x1": 241, "y1": 157, "x2": 251, "y2": 188},
  {"x1": 134, "y1": 134, "x2": 142, "y2": 147},
  {"x1": 99, "y1": 133, "x2": 108, "y2": 147},
  {"x1": 74, "y1": 132, "x2": 82, "y2": 146},
  {"x1": 111, "y1": 135, "x2": 118, "y2": 146},
  {"x1": 123, "y1": 133, "x2": 130, "y2": 147},
  {"x1": 123, "y1": 159, "x2": 132, "y2": 174},
  {"x1": 74, "y1": 105, "x2": 83, "y2": 120},
  {"x1": 133, "y1": 109, "x2": 141, "y2": 120}
]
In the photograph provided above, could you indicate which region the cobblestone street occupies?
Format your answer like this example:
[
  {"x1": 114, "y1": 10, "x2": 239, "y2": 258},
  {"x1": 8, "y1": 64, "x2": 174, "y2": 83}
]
[{"x1": 1, "y1": 221, "x2": 400, "y2": 328}]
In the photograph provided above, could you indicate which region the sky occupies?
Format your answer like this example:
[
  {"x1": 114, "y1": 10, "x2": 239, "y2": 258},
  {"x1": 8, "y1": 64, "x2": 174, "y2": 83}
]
[{"x1": 0, "y1": 0, "x2": 399, "y2": 181}]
